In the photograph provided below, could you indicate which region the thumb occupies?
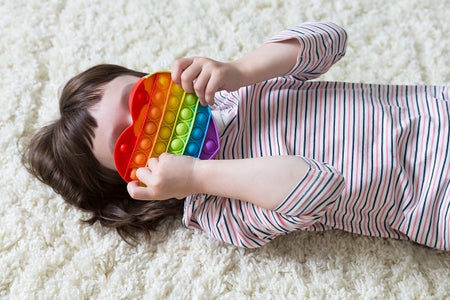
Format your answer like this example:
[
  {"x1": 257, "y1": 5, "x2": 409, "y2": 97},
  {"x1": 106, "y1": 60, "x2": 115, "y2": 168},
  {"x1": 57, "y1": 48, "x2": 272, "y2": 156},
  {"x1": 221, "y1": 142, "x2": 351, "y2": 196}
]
[{"x1": 127, "y1": 180, "x2": 154, "y2": 200}]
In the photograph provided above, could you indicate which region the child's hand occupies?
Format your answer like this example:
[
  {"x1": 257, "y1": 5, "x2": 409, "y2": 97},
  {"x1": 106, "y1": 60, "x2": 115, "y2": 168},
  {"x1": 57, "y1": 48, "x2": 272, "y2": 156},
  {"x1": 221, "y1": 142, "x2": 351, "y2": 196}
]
[
  {"x1": 127, "y1": 153, "x2": 197, "y2": 201},
  {"x1": 171, "y1": 57, "x2": 243, "y2": 106}
]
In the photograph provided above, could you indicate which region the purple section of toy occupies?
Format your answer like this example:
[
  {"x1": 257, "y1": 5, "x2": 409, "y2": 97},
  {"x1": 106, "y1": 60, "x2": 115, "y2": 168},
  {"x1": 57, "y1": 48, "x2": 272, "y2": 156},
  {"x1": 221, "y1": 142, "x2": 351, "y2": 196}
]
[{"x1": 199, "y1": 117, "x2": 220, "y2": 160}]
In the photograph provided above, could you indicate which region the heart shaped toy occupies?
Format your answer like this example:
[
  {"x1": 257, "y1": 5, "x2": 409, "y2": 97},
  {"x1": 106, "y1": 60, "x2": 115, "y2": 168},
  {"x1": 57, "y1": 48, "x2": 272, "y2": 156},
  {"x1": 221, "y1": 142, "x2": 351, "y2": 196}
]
[{"x1": 113, "y1": 72, "x2": 220, "y2": 182}]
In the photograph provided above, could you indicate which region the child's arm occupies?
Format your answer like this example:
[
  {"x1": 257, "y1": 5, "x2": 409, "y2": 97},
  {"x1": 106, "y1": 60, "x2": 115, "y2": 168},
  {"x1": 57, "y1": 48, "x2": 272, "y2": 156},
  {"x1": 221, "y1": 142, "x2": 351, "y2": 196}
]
[
  {"x1": 172, "y1": 22, "x2": 347, "y2": 106},
  {"x1": 171, "y1": 39, "x2": 299, "y2": 106},
  {"x1": 127, "y1": 153, "x2": 309, "y2": 211}
]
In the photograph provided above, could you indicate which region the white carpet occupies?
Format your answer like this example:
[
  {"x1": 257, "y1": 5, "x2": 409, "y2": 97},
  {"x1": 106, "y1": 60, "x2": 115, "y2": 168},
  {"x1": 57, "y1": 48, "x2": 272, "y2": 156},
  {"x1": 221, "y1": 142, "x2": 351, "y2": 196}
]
[{"x1": 1, "y1": 0, "x2": 449, "y2": 299}]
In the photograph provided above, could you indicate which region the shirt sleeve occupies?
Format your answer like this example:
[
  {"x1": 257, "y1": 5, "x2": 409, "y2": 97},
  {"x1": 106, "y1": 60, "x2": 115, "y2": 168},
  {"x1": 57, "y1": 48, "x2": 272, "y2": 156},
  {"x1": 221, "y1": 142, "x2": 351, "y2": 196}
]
[
  {"x1": 211, "y1": 22, "x2": 347, "y2": 114},
  {"x1": 266, "y1": 21, "x2": 348, "y2": 81},
  {"x1": 182, "y1": 157, "x2": 345, "y2": 248}
]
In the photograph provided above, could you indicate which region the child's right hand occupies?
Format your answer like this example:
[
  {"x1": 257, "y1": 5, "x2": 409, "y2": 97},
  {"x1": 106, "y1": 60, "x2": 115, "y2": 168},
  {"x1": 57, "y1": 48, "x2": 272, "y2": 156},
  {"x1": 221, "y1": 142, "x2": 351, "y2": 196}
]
[{"x1": 171, "y1": 57, "x2": 244, "y2": 106}]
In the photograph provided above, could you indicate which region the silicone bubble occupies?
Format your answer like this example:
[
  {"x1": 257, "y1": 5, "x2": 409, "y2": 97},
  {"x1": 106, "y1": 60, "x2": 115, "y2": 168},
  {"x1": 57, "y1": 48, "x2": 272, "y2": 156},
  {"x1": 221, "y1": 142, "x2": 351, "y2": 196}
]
[{"x1": 113, "y1": 71, "x2": 220, "y2": 182}]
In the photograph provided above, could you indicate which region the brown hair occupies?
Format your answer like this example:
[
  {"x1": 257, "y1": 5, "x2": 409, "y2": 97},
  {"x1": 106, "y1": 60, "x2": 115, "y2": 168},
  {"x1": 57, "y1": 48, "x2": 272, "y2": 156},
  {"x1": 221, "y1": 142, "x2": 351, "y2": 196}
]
[{"x1": 22, "y1": 64, "x2": 184, "y2": 244}]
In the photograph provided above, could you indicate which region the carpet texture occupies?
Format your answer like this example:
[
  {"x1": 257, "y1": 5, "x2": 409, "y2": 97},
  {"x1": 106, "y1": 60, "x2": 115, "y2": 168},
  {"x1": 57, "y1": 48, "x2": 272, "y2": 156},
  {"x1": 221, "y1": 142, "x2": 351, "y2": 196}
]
[{"x1": 1, "y1": 0, "x2": 449, "y2": 299}]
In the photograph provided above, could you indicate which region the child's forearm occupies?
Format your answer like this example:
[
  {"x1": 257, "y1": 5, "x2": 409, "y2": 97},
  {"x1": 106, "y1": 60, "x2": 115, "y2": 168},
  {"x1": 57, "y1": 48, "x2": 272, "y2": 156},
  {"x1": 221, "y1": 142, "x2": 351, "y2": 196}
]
[
  {"x1": 171, "y1": 22, "x2": 346, "y2": 106},
  {"x1": 127, "y1": 154, "x2": 309, "y2": 209},
  {"x1": 192, "y1": 156, "x2": 309, "y2": 210},
  {"x1": 231, "y1": 39, "x2": 299, "y2": 87}
]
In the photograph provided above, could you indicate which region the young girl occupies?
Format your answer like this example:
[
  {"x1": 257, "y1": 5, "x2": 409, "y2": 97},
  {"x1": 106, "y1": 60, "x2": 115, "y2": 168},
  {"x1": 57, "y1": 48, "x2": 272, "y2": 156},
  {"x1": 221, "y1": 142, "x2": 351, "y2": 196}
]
[{"x1": 23, "y1": 22, "x2": 449, "y2": 250}]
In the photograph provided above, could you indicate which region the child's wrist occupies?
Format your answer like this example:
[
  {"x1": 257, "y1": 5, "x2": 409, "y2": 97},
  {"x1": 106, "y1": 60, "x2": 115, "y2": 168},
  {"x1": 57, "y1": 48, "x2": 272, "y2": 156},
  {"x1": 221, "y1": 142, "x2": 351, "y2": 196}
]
[
  {"x1": 190, "y1": 158, "x2": 207, "y2": 195},
  {"x1": 229, "y1": 60, "x2": 251, "y2": 87}
]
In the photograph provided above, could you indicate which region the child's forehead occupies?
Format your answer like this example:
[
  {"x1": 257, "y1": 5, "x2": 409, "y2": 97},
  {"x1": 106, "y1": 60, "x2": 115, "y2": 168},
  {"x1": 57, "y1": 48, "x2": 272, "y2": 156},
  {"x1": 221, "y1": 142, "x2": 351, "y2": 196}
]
[{"x1": 101, "y1": 76, "x2": 139, "y2": 100}]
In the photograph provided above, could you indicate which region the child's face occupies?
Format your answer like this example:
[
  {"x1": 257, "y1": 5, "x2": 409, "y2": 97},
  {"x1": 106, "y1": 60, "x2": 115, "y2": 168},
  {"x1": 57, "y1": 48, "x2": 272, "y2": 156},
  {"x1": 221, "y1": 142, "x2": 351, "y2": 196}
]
[{"x1": 90, "y1": 75, "x2": 140, "y2": 170}]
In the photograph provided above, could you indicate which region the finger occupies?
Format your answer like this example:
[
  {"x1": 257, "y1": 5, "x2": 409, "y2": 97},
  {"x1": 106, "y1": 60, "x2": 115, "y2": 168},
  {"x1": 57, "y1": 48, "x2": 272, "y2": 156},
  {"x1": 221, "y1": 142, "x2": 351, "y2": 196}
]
[
  {"x1": 171, "y1": 57, "x2": 194, "y2": 85},
  {"x1": 198, "y1": 97, "x2": 208, "y2": 107},
  {"x1": 180, "y1": 63, "x2": 202, "y2": 94},
  {"x1": 158, "y1": 152, "x2": 174, "y2": 160},
  {"x1": 204, "y1": 76, "x2": 221, "y2": 106},
  {"x1": 193, "y1": 71, "x2": 211, "y2": 104},
  {"x1": 127, "y1": 180, "x2": 154, "y2": 200},
  {"x1": 135, "y1": 167, "x2": 153, "y2": 185},
  {"x1": 147, "y1": 157, "x2": 158, "y2": 171}
]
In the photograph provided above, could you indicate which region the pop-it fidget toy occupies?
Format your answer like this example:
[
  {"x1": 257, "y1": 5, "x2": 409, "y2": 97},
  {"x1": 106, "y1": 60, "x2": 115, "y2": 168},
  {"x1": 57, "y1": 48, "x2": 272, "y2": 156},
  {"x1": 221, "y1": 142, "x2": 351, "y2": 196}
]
[{"x1": 114, "y1": 71, "x2": 220, "y2": 182}]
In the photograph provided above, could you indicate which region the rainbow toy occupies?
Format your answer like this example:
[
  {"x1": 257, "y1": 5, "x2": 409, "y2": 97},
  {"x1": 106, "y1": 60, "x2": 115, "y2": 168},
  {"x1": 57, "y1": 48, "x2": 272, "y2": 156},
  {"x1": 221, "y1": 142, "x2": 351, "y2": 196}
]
[{"x1": 114, "y1": 72, "x2": 220, "y2": 182}]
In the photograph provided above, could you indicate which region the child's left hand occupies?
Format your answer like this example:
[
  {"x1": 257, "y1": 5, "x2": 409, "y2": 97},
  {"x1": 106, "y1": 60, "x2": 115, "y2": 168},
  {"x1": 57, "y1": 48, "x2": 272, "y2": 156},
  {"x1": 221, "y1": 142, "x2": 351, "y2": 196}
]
[
  {"x1": 171, "y1": 57, "x2": 244, "y2": 106},
  {"x1": 127, "y1": 153, "x2": 198, "y2": 201}
]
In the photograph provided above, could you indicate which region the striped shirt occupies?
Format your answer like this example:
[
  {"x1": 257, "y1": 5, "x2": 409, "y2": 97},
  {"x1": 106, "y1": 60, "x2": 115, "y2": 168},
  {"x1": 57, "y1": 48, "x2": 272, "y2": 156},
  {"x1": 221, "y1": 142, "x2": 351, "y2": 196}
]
[{"x1": 182, "y1": 22, "x2": 450, "y2": 250}]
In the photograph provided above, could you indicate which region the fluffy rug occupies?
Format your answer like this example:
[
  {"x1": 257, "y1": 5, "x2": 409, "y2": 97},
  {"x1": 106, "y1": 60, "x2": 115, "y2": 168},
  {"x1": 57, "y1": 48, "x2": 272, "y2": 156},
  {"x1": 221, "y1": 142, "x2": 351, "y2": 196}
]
[{"x1": 1, "y1": 0, "x2": 449, "y2": 299}]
